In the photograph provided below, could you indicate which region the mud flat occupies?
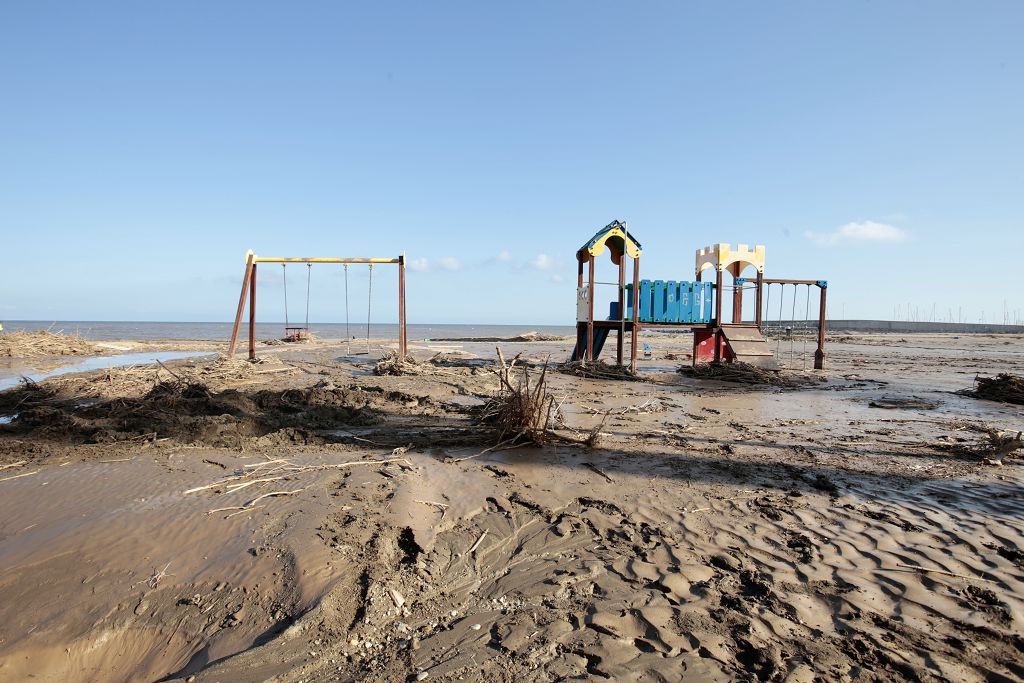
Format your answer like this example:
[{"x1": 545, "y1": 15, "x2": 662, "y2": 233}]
[{"x1": 0, "y1": 333, "x2": 1022, "y2": 682}]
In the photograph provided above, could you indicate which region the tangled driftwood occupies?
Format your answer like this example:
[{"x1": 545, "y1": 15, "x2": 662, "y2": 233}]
[
  {"x1": 939, "y1": 421, "x2": 1024, "y2": 465},
  {"x1": 559, "y1": 360, "x2": 641, "y2": 382},
  {"x1": 374, "y1": 351, "x2": 421, "y2": 376},
  {"x1": 680, "y1": 361, "x2": 820, "y2": 388},
  {"x1": 960, "y1": 373, "x2": 1024, "y2": 406}
]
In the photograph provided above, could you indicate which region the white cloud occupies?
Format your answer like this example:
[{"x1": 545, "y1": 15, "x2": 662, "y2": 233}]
[
  {"x1": 531, "y1": 253, "x2": 557, "y2": 271},
  {"x1": 804, "y1": 221, "x2": 908, "y2": 247},
  {"x1": 550, "y1": 274, "x2": 564, "y2": 284},
  {"x1": 409, "y1": 258, "x2": 430, "y2": 272},
  {"x1": 438, "y1": 257, "x2": 461, "y2": 271},
  {"x1": 496, "y1": 250, "x2": 512, "y2": 262}
]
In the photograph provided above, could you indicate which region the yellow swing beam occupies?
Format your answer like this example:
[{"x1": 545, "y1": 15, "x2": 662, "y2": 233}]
[{"x1": 228, "y1": 250, "x2": 407, "y2": 360}]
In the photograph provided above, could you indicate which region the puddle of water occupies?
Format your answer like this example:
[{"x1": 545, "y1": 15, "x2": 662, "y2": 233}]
[
  {"x1": 0, "y1": 415, "x2": 12, "y2": 424},
  {"x1": 0, "y1": 351, "x2": 214, "y2": 392}
]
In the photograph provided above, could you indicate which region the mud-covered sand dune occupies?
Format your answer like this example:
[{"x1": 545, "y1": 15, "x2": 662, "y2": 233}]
[{"x1": 0, "y1": 333, "x2": 1022, "y2": 682}]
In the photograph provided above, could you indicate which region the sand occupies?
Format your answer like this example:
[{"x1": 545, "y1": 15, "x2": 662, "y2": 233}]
[{"x1": 0, "y1": 332, "x2": 1022, "y2": 682}]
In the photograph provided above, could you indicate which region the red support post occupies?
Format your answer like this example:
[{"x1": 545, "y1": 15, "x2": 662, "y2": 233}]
[
  {"x1": 731, "y1": 267, "x2": 742, "y2": 324},
  {"x1": 586, "y1": 255, "x2": 595, "y2": 362},
  {"x1": 630, "y1": 256, "x2": 640, "y2": 372},
  {"x1": 616, "y1": 255, "x2": 625, "y2": 365},
  {"x1": 755, "y1": 271, "x2": 764, "y2": 329},
  {"x1": 398, "y1": 254, "x2": 407, "y2": 360},
  {"x1": 714, "y1": 268, "x2": 723, "y2": 325},
  {"x1": 714, "y1": 269, "x2": 724, "y2": 361}
]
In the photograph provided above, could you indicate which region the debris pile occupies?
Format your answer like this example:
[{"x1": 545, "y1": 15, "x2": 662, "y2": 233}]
[
  {"x1": 0, "y1": 330, "x2": 96, "y2": 357},
  {"x1": 374, "y1": 351, "x2": 421, "y2": 376},
  {"x1": 1, "y1": 377, "x2": 378, "y2": 446},
  {"x1": 428, "y1": 331, "x2": 567, "y2": 342},
  {"x1": 559, "y1": 360, "x2": 640, "y2": 381},
  {"x1": 39, "y1": 355, "x2": 291, "y2": 400},
  {"x1": 680, "y1": 361, "x2": 820, "y2": 387},
  {"x1": 869, "y1": 396, "x2": 939, "y2": 410},
  {"x1": 941, "y1": 422, "x2": 1024, "y2": 465},
  {"x1": 960, "y1": 373, "x2": 1024, "y2": 405}
]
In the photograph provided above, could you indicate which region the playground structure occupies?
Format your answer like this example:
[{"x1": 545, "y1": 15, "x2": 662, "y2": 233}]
[
  {"x1": 227, "y1": 250, "x2": 407, "y2": 361},
  {"x1": 571, "y1": 221, "x2": 827, "y2": 372}
]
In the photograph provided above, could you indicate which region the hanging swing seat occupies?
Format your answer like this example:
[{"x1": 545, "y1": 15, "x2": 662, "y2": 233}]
[{"x1": 283, "y1": 326, "x2": 309, "y2": 342}]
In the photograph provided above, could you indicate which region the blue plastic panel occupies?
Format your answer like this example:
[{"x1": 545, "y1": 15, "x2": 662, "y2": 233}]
[
  {"x1": 639, "y1": 280, "x2": 652, "y2": 322},
  {"x1": 652, "y1": 280, "x2": 666, "y2": 323},
  {"x1": 677, "y1": 282, "x2": 692, "y2": 323},
  {"x1": 664, "y1": 280, "x2": 678, "y2": 322},
  {"x1": 701, "y1": 282, "x2": 714, "y2": 322}
]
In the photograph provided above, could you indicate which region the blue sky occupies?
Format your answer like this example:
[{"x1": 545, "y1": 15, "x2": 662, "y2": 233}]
[{"x1": 1, "y1": 1, "x2": 1021, "y2": 325}]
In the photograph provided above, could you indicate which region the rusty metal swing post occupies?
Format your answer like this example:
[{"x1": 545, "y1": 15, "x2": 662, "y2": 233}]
[
  {"x1": 248, "y1": 263, "x2": 257, "y2": 359},
  {"x1": 228, "y1": 253, "x2": 408, "y2": 361}
]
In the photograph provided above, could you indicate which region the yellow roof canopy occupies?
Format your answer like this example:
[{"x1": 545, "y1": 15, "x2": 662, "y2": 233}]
[{"x1": 577, "y1": 220, "x2": 642, "y2": 265}]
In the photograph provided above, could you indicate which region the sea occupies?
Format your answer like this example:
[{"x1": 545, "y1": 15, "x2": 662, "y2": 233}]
[{"x1": 0, "y1": 320, "x2": 577, "y2": 342}]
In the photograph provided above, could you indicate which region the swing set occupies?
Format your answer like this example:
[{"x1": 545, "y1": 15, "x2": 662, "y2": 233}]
[{"x1": 227, "y1": 250, "x2": 408, "y2": 361}]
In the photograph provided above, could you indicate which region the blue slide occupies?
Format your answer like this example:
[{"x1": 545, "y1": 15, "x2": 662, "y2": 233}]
[{"x1": 569, "y1": 326, "x2": 611, "y2": 362}]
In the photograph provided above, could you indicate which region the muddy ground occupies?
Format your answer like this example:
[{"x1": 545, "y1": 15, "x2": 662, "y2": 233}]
[{"x1": 0, "y1": 332, "x2": 1022, "y2": 682}]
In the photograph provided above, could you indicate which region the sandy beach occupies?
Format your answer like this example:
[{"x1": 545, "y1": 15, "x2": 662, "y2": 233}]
[{"x1": 0, "y1": 331, "x2": 1022, "y2": 682}]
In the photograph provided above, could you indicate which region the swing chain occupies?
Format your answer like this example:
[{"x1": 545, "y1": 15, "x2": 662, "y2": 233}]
[
  {"x1": 344, "y1": 264, "x2": 351, "y2": 353},
  {"x1": 305, "y1": 263, "x2": 312, "y2": 333},
  {"x1": 366, "y1": 263, "x2": 373, "y2": 354},
  {"x1": 282, "y1": 263, "x2": 289, "y2": 330},
  {"x1": 798, "y1": 282, "x2": 806, "y2": 370}
]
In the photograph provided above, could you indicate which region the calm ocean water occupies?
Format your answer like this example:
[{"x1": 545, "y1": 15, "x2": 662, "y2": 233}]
[{"x1": 2, "y1": 321, "x2": 577, "y2": 342}]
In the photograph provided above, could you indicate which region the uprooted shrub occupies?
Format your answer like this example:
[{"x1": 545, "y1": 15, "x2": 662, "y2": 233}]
[{"x1": 477, "y1": 350, "x2": 560, "y2": 446}]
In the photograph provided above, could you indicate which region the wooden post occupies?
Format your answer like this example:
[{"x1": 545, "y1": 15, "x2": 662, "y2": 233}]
[
  {"x1": 616, "y1": 255, "x2": 625, "y2": 365},
  {"x1": 586, "y1": 255, "x2": 595, "y2": 362},
  {"x1": 755, "y1": 271, "x2": 764, "y2": 329},
  {"x1": 714, "y1": 268, "x2": 723, "y2": 326},
  {"x1": 248, "y1": 263, "x2": 257, "y2": 360},
  {"x1": 714, "y1": 268, "x2": 724, "y2": 361},
  {"x1": 814, "y1": 284, "x2": 827, "y2": 369},
  {"x1": 733, "y1": 272, "x2": 741, "y2": 323},
  {"x1": 227, "y1": 250, "x2": 255, "y2": 358},
  {"x1": 629, "y1": 256, "x2": 639, "y2": 373},
  {"x1": 398, "y1": 254, "x2": 407, "y2": 360}
]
